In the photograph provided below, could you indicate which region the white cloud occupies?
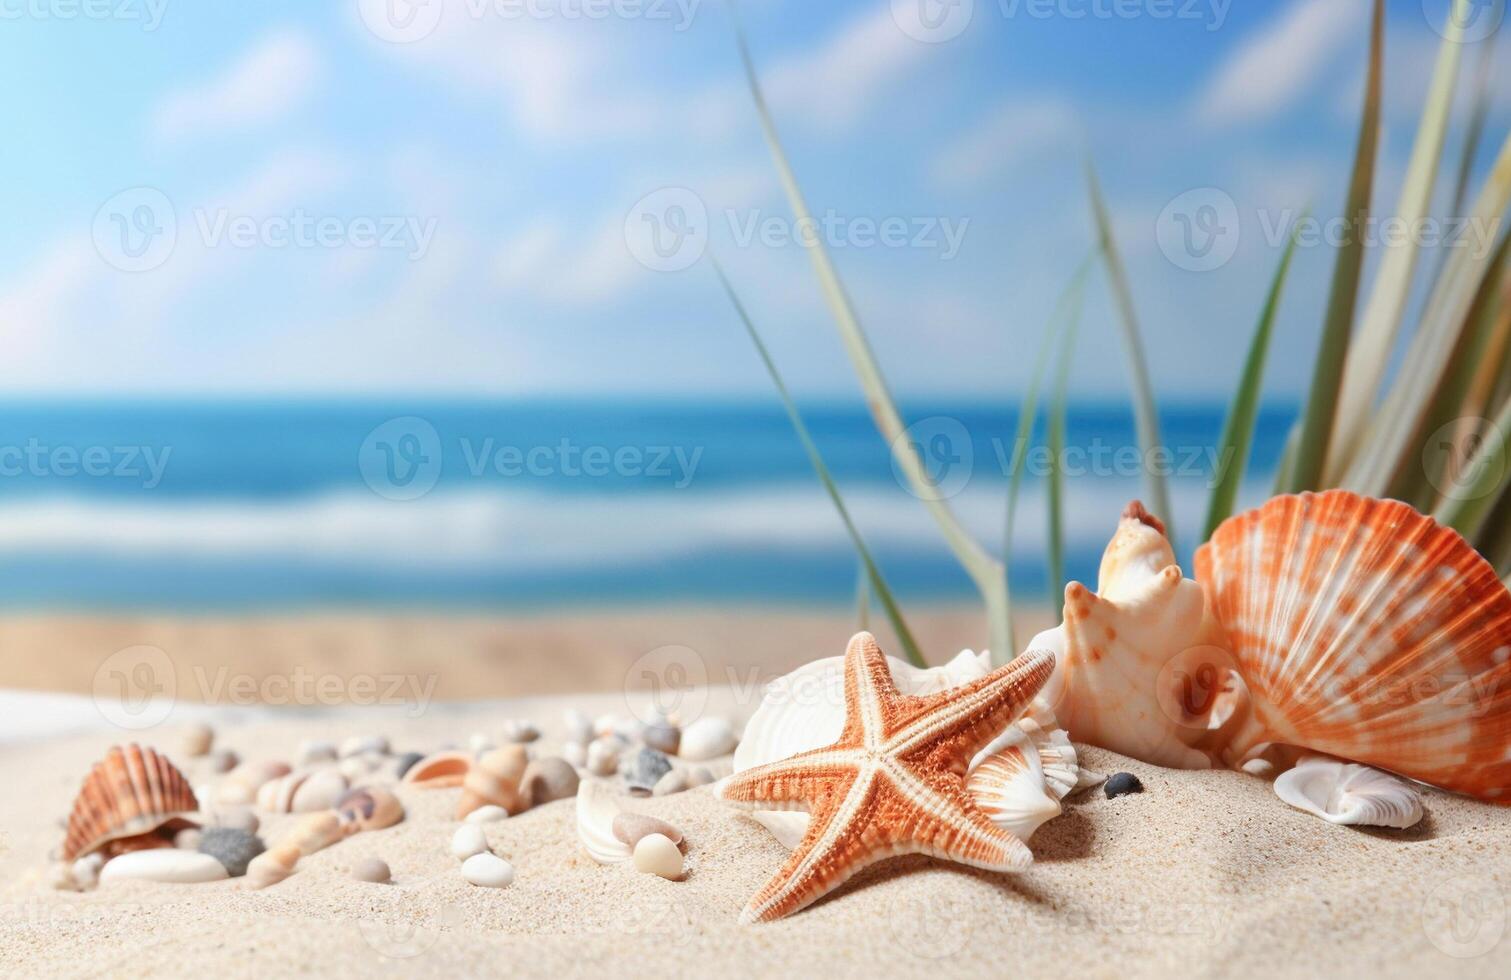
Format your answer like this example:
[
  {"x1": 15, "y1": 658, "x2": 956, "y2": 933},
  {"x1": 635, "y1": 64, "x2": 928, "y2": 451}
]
[
  {"x1": 154, "y1": 32, "x2": 320, "y2": 140},
  {"x1": 1195, "y1": 0, "x2": 1366, "y2": 125},
  {"x1": 763, "y1": 4, "x2": 933, "y2": 129},
  {"x1": 931, "y1": 97, "x2": 1081, "y2": 187}
]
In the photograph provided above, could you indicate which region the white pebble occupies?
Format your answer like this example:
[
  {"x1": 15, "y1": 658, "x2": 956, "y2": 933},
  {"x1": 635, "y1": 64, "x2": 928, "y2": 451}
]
[
  {"x1": 468, "y1": 732, "x2": 495, "y2": 756},
  {"x1": 632, "y1": 834, "x2": 683, "y2": 880},
  {"x1": 678, "y1": 717, "x2": 737, "y2": 761},
  {"x1": 563, "y1": 709, "x2": 593, "y2": 744},
  {"x1": 291, "y1": 770, "x2": 348, "y2": 812},
  {"x1": 295, "y1": 739, "x2": 338, "y2": 767},
  {"x1": 465, "y1": 805, "x2": 509, "y2": 824},
  {"x1": 181, "y1": 723, "x2": 214, "y2": 758},
  {"x1": 450, "y1": 825, "x2": 489, "y2": 861},
  {"x1": 586, "y1": 737, "x2": 620, "y2": 777},
  {"x1": 340, "y1": 735, "x2": 389, "y2": 758},
  {"x1": 562, "y1": 741, "x2": 587, "y2": 769},
  {"x1": 71, "y1": 853, "x2": 103, "y2": 890},
  {"x1": 499, "y1": 719, "x2": 540, "y2": 743},
  {"x1": 100, "y1": 849, "x2": 228, "y2": 884},
  {"x1": 461, "y1": 852, "x2": 514, "y2": 888}
]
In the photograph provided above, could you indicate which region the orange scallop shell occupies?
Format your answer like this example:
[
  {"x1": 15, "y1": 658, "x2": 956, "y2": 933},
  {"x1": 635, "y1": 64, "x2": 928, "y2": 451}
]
[
  {"x1": 62, "y1": 744, "x2": 200, "y2": 861},
  {"x1": 1195, "y1": 490, "x2": 1511, "y2": 801}
]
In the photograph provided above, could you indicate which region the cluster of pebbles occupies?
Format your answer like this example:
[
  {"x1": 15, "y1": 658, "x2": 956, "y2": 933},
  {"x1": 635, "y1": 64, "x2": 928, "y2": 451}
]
[{"x1": 54, "y1": 709, "x2": 741, "y2": 896}]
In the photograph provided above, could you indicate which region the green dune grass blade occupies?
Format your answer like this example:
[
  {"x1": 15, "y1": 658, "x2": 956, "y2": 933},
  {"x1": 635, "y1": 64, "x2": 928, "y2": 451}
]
[
  {"x1": 1204, "y1": 226, "x2": 1302, "y2": 539},
  {"x1": 1433, "y1": 394, "x2": 1511, "y2": 541},
  {"x1": 1085, "y1": 162, "x2": 1173, "y2": 542},
  {"x1": 1002, "y1": 254, "x2": 1095, "y2": 654},
  {"x1": 732, "y1": 22, "x2": 1009, "y2": 661},
  {"x1": 1400, "y1": 233, "x2": 1509, "y2": 509},
  {"x1": 1273, "y1": 422, "x2": 1301, "y2": 496},
  {"x1": 1326, "y1": 0, "x2": 1465, "y2": 483},
  {"x1": 1426, "y1": 38, "x2": 1494, "y2": 297},
  {"x1": 1286, "y1": 0, "x2": 1384, "y2": 493},
  {"x1": 1045, "y1": 284, "x2": 1086, "y2": 615},
  {"x1": 1343, "y1": 129, "x2": 1511, "y2": 494},
  {"x1": 714, "y1": 260, "x2": 925, "y2": 666}
]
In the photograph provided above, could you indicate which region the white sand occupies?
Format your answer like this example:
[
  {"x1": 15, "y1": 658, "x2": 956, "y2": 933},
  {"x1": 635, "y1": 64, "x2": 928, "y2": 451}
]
[{"x1": 3, "y1": 691, "x2": 1509, "y2": 979}]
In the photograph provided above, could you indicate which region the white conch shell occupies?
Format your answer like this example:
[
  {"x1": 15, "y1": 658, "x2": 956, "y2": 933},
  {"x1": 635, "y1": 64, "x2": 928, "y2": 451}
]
[
  {"x1": 1031, "y1": 502, "x2": 1237, "y2": 771},
  {"x1": 733, "y1": 649, "x2": 1079, "y2": 846},
  {"x1": 1273, "y1": 756, "x2": 1424, "y2": 829},
  {"x1": 575, "y1": 780, "x2": 631, "y2": 864}
]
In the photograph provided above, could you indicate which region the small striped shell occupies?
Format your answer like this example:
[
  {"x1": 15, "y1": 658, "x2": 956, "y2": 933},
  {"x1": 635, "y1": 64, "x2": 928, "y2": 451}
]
[
  {"x1": 1273, "y1": 755, "x2": 1424, "y2": 828},
  {"x1": 62, "y1": 744, "x2": 199, "y2": 861},
  {"x1": 1195, "y1": 490, "x2": 1511, "y2": 801}
]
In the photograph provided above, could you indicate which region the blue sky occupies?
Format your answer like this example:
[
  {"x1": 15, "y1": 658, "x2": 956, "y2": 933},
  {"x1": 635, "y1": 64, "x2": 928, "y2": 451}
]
[{"x1": 0, "y1": 0, "x2": 1505, "y2": 400}]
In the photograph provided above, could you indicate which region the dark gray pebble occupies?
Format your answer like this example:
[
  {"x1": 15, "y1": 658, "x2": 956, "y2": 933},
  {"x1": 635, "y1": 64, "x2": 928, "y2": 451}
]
[{"x1": 1105, "y1": 772, "x2": 1143, "y2": 798}]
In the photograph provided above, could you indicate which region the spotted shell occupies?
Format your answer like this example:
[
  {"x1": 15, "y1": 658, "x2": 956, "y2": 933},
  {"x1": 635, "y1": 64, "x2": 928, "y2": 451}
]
[
  {"x1": 62, "y1": 744, "x2": 200, "y2": 862},
  {"x1": 1195, "y1": 489, "x2": 1511, "y2": 801}
]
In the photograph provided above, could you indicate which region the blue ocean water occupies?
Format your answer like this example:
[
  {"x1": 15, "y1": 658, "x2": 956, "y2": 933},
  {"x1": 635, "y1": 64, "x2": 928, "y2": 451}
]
[{"x1": 0, "y1": 399, "x2": 1294, "y2": 610}]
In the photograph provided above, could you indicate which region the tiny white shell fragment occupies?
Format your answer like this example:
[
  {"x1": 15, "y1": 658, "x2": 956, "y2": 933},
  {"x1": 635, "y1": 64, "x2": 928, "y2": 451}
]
[
  {"x1": 450, "y1": 825, "x2": 489, "y2": 861},
  {"x1": 632, "y1": 834, "x2": 683, "y2": 880},
  {"x1": 1274, "y1": 756, "x2": 1424, "y2": 829},
  {"x1": 100, "y1": 849, "x2": 229, "y2": 885},
  {"x1": 461, "y1": 852, "x2": 514, "y2": 888}
]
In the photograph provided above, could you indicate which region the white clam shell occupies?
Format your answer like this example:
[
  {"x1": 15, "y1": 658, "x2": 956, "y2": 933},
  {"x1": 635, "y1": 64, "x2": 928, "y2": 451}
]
[
  {"x1": 1274, "y1": 756, "x2": 1424, "y2": 829},
  {"x1": 733, "y1": 649, "x2": 1076, "y2": 846},
  {"x1": 575, "y1": 780, "x2": 632, "y2": 864},
  {"x1": 100, "y1": 849, "x2": 228, "y2": 885}
]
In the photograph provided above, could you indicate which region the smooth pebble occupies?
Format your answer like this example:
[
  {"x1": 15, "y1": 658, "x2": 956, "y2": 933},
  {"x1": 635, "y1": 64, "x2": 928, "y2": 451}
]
[
  {"x1": 296, "y1": 739, "x2": 338, "y2": 767},
  {"x1": 652, "y1": 769, "x2": 689, "y2": 796},
  {"x1": 623, "y1": 748, "x2": 673, "y2": 796},
  {"x1": 71, "y1": 853, "x2": 103, "y2": 891},
  {"x1": 465, "y1": 805, "x2": 509, "y2": 824},
  {"x1": 586, "y1": 737, "x2": 620, "y2": 777},
  {"x1": 1105, "y1": 772, "x2": 1143, "y2": 798},
  {"x1": 450, "y1": 825, "x2": 489, "y2": 861},
  {"x1": 173, "y1": 828, "x2": 203, "y2": 850},
  {"x1": 211, "y1": 808, "x2": 259, "y2": 834},
  {"x1": 631, "y1": 834, "x2": 683, "y2": 880},
  {"x1": 208, "y1": 749, "x2": 239, "y2": 774},
  {"x1": 291, "y1": 770, "x2": 348, "y2": 812},
  {"x1": 641, "y1": 721, "x2": 680, "y2": 756},
  {"x1": 461, "y1": 852, "x2": 514, "y2": 888},
  {"x1": 499, "y1": 719, "x2": 540, "y2": 743},
  {"x1": 563, "y1": 709, "x2": 594, "y2": 745},
  {"x1": 678, "y1": 717, "x2": 737, "y2": 761},
  {"x1": 562, "y1": 741, "x2": 587, "y2": 770},
  {"x1": 340, "y1": 735, "x2": 389, "y2": 758},
  {"x1": 521, "y1": 757, "x2": 579, "y2": 807},
  {"x1": 181, "y1": 723, "x2": 214, "y2": 758},
  {"x1": 100, "y1": 849, "x2": 228, "y2": 885},
  {"x1": 352, "y1": 857, "x2": 391, "y2": 883},
  {"x1": 198, "y1": 827, "x2": 265, "y2": 877},
  {"x1": 612, "y1": 813, "x2": 683, "y2": 848}
]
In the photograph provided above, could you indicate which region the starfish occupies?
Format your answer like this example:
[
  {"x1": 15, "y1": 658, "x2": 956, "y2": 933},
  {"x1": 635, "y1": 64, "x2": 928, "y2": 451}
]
[{"x1": 720, "y1": 631, "x2": 1056, "y2": 923}]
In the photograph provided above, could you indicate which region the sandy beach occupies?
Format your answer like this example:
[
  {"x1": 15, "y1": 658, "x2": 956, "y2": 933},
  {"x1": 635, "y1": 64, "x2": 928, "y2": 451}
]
[{"x1": 4, "y1": 677, "x2": 1510, "y2": 979}]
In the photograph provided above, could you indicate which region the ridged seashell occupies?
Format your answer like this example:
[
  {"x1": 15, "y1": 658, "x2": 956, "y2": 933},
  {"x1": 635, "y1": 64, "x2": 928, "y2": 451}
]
[
  {"x1": 623, "y1": 748, "x2": 673, "y2": 796},
  {"x1": 965, "y1": 716, "x2": 1081, "y2": 840},
  {"x1": 100, "y1": 849, "x2": 228, "y2": 884},
  {"x1": 733, "y1": 650, "x2": 1080, "y2": 848},
  {"x1": 1273, "y1": 756, "x2": 1424, "y2": 828},
  {"x1": 521, "y1": 757, "x2": 579, "y2": 807},
  {"x1": 575, "y1": 780, "x2": 632, "y2": 864},
  {"x1": 281, "y1": 811, "x2": 343, "y2": 856},
  {"x1": 402, "y1": 750, "x2": 472, "y2": 789},
  {"x1": 678, "y1": 717, "x2": 737, "y2": 761},
  {"x1": 245, "y1": 843, "x2": 299, "y2": 890},
  {"x1": 63, "y1": 745, "x2": 201, "y2": 862},
  {"x1": 335, "y1": 787, "x2": 404, "y2": 834},
  {"x1": 1196, "y1": 490, "x2": 1511, "y2": 800},
  {"x1": 1029, "y1": 502, "x2": 1234, "y2": 770}
]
